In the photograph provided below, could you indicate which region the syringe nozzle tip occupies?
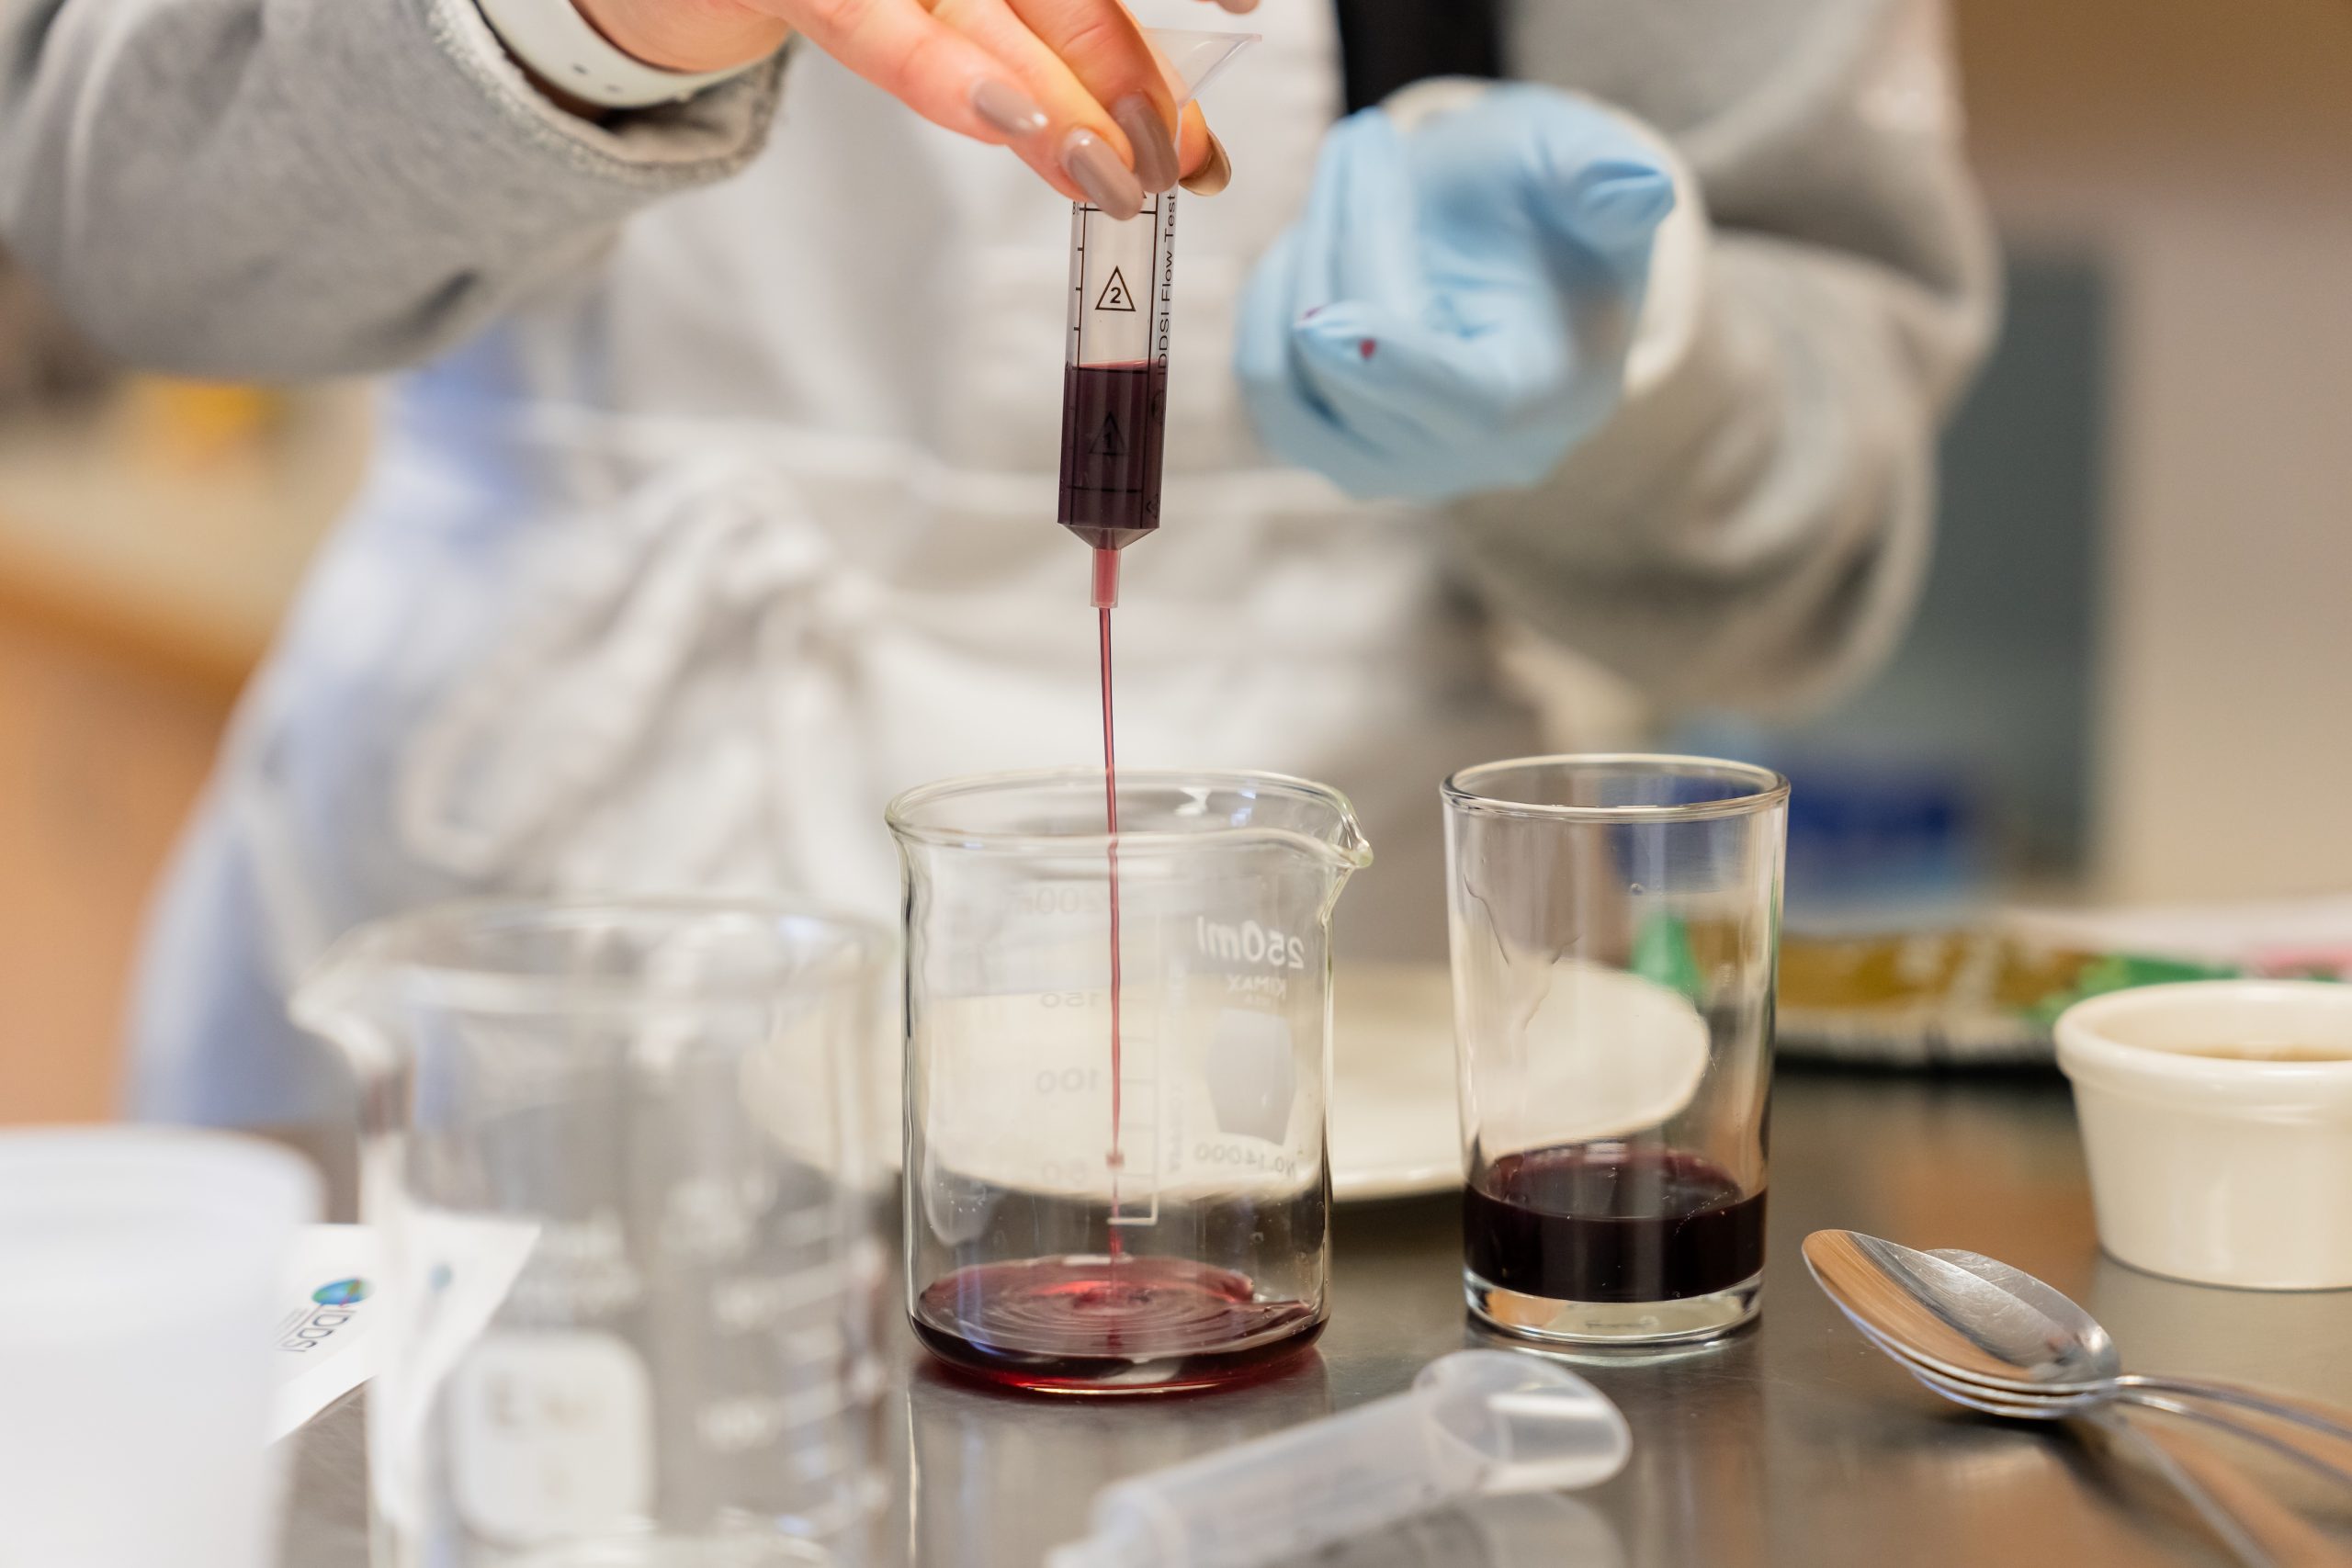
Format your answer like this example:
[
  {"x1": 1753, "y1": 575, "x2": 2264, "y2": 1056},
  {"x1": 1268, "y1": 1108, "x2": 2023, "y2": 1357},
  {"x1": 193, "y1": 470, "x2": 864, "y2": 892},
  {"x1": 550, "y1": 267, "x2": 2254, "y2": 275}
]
[{"x1": 1091, "y1": 547, "x2": 1122, "y2": 610}]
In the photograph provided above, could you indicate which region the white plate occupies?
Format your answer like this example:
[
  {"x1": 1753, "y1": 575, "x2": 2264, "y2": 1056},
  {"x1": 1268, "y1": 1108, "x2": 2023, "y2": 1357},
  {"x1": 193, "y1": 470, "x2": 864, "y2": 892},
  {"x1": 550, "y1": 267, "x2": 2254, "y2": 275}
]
[
  {"x1": 873, "y1": 967, "x2": 1465, "y2": 1201},
  {"x1": 1331, "y1": 960, "x2": 1715, "y2": 1201},
  {"x1": 872, "y1": 964, "x2": 1704, "y2": 1205},
  {"x1": 1329, "y1": 964, "x2": 1464, "y2": 1201}
]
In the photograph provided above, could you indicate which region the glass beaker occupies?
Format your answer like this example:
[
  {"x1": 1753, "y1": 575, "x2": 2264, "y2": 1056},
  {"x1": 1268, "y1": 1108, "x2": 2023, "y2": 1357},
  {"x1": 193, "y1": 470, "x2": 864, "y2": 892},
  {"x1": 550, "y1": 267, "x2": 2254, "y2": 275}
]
[
  {"x1": 888, "y1": 769, "x2": 1372, "y2": 1394},
  {"x1": 292, "y1": 897, "x2": 890, "y2": 1566},
  {"x1": 1443, "y1": 757, "x2": 1788, "y2": 1349}
]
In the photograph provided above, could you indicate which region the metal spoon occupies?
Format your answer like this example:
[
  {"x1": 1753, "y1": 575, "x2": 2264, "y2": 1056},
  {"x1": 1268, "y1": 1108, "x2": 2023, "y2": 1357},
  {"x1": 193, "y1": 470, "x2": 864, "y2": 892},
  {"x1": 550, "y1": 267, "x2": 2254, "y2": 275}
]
[{"x1": 1803, "y1": 1230, "x2": 2352, "y2": 1445}]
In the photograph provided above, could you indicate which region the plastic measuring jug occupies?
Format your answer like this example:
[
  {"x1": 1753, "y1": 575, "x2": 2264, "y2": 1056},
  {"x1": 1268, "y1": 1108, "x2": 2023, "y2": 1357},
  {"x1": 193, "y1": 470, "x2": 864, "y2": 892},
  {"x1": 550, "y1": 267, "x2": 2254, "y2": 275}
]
[
  {"x1": 1060, "y1": 28, "x2": 1255, "y2": 609},
  {"x1": 292, "y1": 897, "x2": 891, "y2": 1566},
  {"x1": 888, "y1": 769, "x2": 1372, "y2": 1393}
]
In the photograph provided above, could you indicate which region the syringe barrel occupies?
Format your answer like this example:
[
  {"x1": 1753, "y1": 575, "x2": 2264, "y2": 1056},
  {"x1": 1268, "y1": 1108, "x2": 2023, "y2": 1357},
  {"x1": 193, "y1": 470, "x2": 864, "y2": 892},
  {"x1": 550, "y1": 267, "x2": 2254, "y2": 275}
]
[
  {"x1": 1046, "y1": 1351, "x2": 1631, "y2": 1568},
  {"x1": 1059, "y1": 192, "x2": 1176, "y2": 553},
  {"x1": 1050, "y1": 1393, "x2": 1465, "y2": 1568}
]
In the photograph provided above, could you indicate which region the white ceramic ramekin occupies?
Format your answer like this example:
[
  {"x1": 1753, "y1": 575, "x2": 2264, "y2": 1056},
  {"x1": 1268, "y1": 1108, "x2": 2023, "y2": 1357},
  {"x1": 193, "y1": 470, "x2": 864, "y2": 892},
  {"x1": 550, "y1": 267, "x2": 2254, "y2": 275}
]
[{"x1": 2055, "y1": 980, "x2": 2352, "y2": 1290}]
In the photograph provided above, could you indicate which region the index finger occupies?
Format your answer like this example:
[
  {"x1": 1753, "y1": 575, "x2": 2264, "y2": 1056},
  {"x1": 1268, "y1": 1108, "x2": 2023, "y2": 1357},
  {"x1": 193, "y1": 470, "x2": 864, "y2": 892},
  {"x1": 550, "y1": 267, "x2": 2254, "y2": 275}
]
[{"x1": 1007, "y1": 0, "x2": 1185, "y2": 193}]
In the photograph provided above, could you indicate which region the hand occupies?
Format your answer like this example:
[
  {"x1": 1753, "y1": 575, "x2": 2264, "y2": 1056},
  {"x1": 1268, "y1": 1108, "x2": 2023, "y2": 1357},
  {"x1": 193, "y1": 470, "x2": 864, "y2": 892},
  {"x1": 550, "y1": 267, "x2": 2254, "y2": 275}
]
[
  {"x1": 1237, "y1": 85, "x2": 1678, "y2": 503},
  {"x1": 571, "y1": 0, "x2": 1247, "y2": 216}
]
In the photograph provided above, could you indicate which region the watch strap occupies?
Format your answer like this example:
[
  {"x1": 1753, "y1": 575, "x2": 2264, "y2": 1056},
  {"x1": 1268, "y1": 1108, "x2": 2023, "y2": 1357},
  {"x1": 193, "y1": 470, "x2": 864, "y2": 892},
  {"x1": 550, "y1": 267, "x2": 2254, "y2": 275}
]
[{"x1": 476, "y1": 0, "x2": 764, "y2": 109}]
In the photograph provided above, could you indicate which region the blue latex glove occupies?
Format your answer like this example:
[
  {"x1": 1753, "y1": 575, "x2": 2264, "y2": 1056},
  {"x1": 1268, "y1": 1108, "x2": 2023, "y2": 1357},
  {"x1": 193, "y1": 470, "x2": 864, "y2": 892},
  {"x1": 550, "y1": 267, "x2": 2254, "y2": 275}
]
[{"x1": 1237, "y1": 86, "x2": 1678, "y2": 503}]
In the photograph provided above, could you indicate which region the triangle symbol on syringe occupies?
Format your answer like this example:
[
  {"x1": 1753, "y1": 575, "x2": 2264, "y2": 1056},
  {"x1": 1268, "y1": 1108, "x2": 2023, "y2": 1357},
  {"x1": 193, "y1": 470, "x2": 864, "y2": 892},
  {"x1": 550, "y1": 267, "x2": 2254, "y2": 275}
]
[
  {"x1": 1090, "y1": 411, "x2": 1128, "y2": 458},
  {"x1": 1095, "y1": 268, "x2": 1137, "y2": 312}
]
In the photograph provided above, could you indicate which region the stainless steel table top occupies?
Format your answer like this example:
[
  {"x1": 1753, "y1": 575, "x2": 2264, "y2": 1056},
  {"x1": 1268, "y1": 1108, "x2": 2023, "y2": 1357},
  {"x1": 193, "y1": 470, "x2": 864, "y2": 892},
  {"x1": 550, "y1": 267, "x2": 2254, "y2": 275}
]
[{"x1": 285, "y1": 1066, "x2": 2352, "y2": 1567}]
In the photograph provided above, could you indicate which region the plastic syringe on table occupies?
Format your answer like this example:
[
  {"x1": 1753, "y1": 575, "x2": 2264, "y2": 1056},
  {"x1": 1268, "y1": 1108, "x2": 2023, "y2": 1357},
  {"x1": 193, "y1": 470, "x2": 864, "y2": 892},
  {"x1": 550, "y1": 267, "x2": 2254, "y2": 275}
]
[
  {"x1": 1278, "y1": 1495, "x2": 1624, "y2": 1568},
  {"x1": 1046, "y1": 1351, "x2": 1632, "y2": 1568},
  {"x1": 1059, "y1": 29, "x2": 1255, "y2": 610}
]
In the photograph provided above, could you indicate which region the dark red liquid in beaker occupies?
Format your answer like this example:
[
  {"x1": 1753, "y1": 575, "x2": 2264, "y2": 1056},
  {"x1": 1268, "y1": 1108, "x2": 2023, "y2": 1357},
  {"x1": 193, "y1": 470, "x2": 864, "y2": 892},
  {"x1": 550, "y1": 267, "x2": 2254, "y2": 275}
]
[
  {"x1": 912, "y1": 1256, "x2": 1323, "y2": 1393},
  {"x1": 1059, "y1": 362, "x2": 1167, "y2": 550},
  {"x1": 1464, "y1": 1145, "x2": 1766, "y2": 1303}
]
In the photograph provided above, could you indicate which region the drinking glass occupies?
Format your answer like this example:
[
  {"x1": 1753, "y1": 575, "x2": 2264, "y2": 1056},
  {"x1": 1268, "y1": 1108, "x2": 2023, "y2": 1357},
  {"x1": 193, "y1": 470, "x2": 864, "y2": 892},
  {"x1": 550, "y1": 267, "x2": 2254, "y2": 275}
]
[
  {"x1": 293, "y1": 897, "x2": 890, "y2": 1565},
  {"x1": 0, "y1": 1128, "x2": 319, "y2": 1568},
  {"x1": 1443, "y1": 756, "x2": 1788, "y2": 1348},
  {"x1": 889, "y1": 768, "x2": 1372, "y2": 1393}
]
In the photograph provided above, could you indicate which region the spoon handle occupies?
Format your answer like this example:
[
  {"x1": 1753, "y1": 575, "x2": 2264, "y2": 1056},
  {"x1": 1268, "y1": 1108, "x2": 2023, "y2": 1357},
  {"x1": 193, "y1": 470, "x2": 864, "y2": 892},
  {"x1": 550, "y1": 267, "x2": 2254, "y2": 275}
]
[
  {"x1": 2126, "y1": 1393, "x2": 2352, "y2": 1493},
  {"x1": 2091, "y1": 1408, "x2": 2275, "y2": 1568},
  {"x1": 2093, "y1": 1409, "x2": 2352, "y2": 1568},
  {"x1": 2124, "y1": 1380, "x2": 2352, "y2": 1448}
]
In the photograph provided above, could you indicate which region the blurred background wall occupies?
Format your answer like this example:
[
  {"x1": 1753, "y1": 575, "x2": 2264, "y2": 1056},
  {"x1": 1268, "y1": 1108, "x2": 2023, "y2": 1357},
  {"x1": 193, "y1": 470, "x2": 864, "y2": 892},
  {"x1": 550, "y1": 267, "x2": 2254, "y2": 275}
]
[
  {"x1": 1954, "y1": 0, "x2": 2352, "y2": 903},
  {"x1": 1685, "y1": 0, "x2": 2352, "y2": 923},
  {"x1": 2, "y1": 0, "x2": 2348, "y2": 1121},
  {"x1": 0, "y1": 347, "x2": 370, "y2": 1121}
]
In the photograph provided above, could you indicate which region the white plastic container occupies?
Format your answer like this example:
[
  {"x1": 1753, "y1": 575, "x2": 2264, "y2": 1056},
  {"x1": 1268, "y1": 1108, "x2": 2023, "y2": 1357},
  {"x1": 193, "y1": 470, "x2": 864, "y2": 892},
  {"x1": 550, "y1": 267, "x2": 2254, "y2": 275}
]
[
  {"x1": 0, "y1": 1128, "x2": 320, "y2": 1567},
  {"x1": 2055, "y1": 980, "x2": 2352, "y2": 1290}
]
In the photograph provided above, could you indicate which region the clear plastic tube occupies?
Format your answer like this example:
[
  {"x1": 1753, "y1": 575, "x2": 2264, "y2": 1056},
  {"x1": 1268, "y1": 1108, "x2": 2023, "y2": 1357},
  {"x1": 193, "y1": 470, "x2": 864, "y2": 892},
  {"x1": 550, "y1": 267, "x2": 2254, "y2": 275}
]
[{"x1": 1046, "y1": 1351, "x2": 1632, "y2": 1568}]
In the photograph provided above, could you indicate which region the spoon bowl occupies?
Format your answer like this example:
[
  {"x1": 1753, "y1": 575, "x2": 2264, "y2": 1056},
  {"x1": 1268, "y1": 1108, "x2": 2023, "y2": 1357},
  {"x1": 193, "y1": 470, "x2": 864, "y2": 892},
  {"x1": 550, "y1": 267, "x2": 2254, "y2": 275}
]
[{"x1": 1800, "y1": 1229, "x2": 2115, "y2": 1389}]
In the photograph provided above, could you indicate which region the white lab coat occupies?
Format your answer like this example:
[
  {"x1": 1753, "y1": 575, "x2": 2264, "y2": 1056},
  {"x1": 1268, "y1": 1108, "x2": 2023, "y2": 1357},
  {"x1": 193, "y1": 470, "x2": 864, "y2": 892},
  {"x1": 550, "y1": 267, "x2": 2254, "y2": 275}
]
[
  {"x1": 134, "y1": 2, "x2": 1527, "y2": 1122},
  {"x1": 119, "y1": 0, "x2": 1995, "y2": 1123}
]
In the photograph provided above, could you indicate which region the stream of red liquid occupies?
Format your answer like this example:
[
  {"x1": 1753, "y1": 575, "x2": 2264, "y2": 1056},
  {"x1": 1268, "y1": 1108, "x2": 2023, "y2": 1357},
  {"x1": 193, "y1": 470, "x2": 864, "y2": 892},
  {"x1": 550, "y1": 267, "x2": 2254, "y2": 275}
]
[{"x1": 1098, "y1": 579, "x2": 1125, "y2": 1258}]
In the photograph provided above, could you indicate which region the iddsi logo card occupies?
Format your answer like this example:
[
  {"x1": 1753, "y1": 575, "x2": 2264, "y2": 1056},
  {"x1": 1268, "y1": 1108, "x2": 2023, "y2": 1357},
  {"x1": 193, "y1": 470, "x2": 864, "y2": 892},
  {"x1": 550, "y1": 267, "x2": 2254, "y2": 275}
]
[{"x1": 270, "y1": 1225, "x2": 387, "y2": 1439}]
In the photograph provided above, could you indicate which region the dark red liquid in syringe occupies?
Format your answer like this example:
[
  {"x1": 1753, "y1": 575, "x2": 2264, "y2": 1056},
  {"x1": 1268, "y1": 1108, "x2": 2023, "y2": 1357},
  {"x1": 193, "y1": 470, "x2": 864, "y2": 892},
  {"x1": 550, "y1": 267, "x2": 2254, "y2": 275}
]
[{"x1": 1058, "y1": 362, "x2": 1167, "y2": 550}]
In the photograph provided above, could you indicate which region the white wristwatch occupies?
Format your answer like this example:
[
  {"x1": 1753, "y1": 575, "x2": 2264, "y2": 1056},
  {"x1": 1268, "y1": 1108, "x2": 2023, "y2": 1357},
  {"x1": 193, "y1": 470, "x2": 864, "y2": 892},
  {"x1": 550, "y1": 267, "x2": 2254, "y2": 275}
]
[{"x1": 476, "y1": 0, "x2": 765, "y2": 109}]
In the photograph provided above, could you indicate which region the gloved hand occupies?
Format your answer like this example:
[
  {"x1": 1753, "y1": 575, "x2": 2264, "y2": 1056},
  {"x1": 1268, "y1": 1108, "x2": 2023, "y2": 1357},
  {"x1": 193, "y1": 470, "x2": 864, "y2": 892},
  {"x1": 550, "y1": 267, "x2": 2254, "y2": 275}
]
[{"x1": 1238, "y1": 85, "x2": 1679, "y2": 503}]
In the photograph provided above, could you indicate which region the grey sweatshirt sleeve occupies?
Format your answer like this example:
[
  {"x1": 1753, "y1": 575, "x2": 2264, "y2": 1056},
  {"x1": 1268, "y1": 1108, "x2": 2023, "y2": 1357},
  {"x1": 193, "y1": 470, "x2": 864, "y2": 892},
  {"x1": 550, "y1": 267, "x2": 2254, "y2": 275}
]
[
  {"x1": 0, "y1": 0, "x2": 782, "y2": 378},
  {"x1": 1458, "y1": 0, "x2": 2000, "y2": 716}
]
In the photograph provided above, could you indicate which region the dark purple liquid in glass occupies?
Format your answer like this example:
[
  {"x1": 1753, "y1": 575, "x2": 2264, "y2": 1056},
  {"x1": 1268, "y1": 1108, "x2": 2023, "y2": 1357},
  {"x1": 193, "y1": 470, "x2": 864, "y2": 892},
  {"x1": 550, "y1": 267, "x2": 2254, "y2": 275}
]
[
  {"x1": 1059, "y1": 362, "x2": 1168, "y2": 551},
  {"x1": 913, "y1": 1256, "x2": 1322, "y2": 1393},
  {"x1": 1464, "y1": 1145, "x2": 1766, "y2": 1303}
]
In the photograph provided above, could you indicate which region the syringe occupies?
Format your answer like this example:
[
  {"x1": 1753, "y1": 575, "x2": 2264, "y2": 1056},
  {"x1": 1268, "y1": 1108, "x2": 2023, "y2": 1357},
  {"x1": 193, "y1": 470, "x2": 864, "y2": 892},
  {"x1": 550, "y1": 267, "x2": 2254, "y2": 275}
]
[
  {"x1": 1057, "y1": 30, "x2": 1255, "y2": 610},
  {"x1": 1068, "y1": 32, "x2": 1257, "y2": 1242},
  {"x1": 1046, "y1": 1351, "x2": 1632, "y2": 1568}
]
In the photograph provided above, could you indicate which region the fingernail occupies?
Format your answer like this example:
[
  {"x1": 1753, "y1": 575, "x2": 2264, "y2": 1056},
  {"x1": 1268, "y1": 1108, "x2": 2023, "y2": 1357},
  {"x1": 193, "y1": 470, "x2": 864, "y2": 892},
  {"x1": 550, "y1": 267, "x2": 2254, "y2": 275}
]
[
  {"x1": 1216, "y1": 0, "x2": 1260, "y2": 12},
  {"x1": 1113, "y1": 94, "x2": 1182, "y2": 194},
  {"x1": 970, "y1": 79, "x2": 1048, "y2": 138},
  {"x1": 1179, "y1": 129, "x2": 1233, "y2": 197},
  {"x1": 1063, "y1": 130, "x2": 1145, "y2": 220}
]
